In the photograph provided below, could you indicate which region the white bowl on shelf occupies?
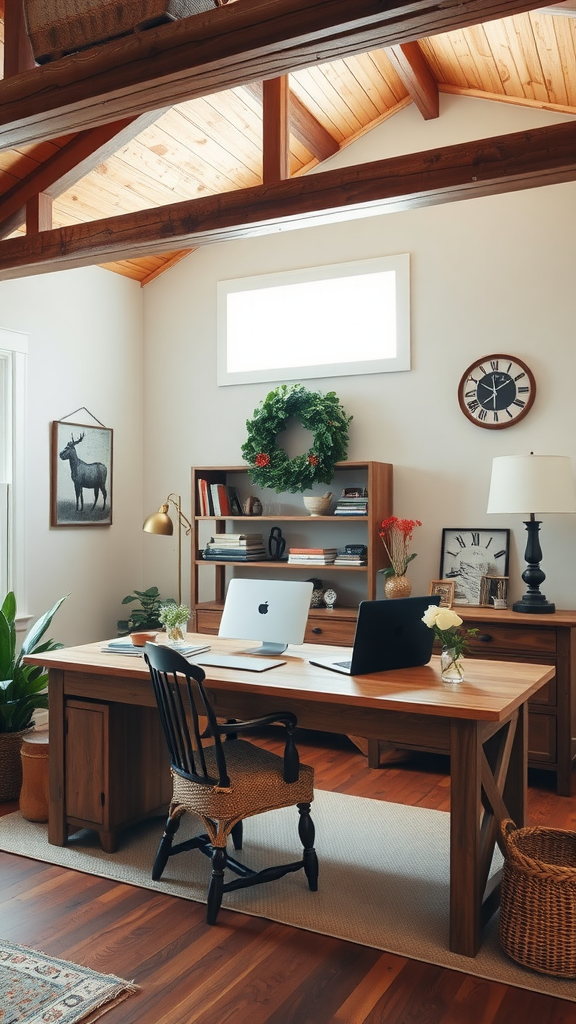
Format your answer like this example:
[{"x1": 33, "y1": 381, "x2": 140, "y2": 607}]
[{"x1": 302, "y1": 493, "x2": 333, "y2": 516}]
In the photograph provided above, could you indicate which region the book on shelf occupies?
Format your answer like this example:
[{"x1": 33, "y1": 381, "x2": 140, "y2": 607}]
[
  {"x1": 203, "y1": 551, "x2": 266, "y2": 561},
  {"x1": 288, "y1": 548, "x2": 337, "y2": 556},
  {"x1": 209, "y1": 483, "x2": 231, "y2": 517},
  {"x1": 208, "y1": 533, "x2": 260, "y2": 543},
  {"x1": 334, "y1": 556, "x2": 367, "y2": 565}
]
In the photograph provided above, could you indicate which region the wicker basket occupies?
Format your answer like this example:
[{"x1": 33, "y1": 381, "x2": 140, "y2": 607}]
[
  {"x1": 23, "y1": 0, "x2": 225, "y2": 64},
  {"x1": 500, "y1": 819, "x2": 576, "y2": 977},
  {"x1": 0, "y1": 729, "x2": 30, "y2": 802}
]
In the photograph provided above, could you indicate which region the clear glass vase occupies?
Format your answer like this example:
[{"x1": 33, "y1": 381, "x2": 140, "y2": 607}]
[
  {"x1": 441, "y1": 646, "x2": 465, "y2": 683},
  {"x1": 166, "y1": 623, "x2": 188, "y2": 645}
]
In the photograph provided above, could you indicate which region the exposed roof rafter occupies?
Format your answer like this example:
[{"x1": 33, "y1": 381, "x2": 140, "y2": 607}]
[{"x1": 387, "y1": 42, "x2": 439, "y2": 120}]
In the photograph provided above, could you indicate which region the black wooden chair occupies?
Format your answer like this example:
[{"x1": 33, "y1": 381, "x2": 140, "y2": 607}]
[{"x1": 143, "y1": 642, "x2": 318, "y2": 924}]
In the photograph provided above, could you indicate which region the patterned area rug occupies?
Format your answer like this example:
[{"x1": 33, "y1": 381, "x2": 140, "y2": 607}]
[{"x1": 0, "y1": 941, "x2": 138, "y2": 1024}]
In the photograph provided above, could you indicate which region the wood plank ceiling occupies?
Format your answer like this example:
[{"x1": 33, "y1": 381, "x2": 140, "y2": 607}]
[{"x1": 0, "y1": 1, "x2": 575, "y2": 285}]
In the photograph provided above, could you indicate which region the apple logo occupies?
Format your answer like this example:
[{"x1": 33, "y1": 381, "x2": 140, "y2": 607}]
[{"x1": 258, "y1": 602, "x2": 269, "y2": 615}]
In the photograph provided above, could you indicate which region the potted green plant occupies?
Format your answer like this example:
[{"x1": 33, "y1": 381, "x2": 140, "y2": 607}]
[
  {"x1": 117, "y1": 586, "x2": 176, "y2": 636},
  {"x1": 0, "y1": 591, "x2": 66, "y2": 801},
  {"x1": 158, "y1": 602, "x2": 191, "y2": 644}
]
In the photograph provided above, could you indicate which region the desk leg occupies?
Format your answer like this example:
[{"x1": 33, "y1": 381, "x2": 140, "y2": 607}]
[
  {"x1": 503, "y1": 702, "x2": 527, "y2": 829},
  {"x1": 48, "y1": 668, "x2": 67, "y2": 847},
  {"x1": 449, "y1": 719, "x2": 482, "y2": 957}
]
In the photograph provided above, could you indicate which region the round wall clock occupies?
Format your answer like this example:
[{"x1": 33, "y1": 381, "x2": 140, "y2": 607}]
[{"x1": 458, "y1": 354, "x2": 536, "y2": 429}]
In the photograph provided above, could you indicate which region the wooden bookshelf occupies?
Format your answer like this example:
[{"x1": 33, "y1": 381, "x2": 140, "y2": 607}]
[{"x1": 191, "y1": 461, "x2": 393, "y2": 645}]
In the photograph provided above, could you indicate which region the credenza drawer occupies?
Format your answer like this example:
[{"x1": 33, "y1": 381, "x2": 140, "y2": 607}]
[
  {"x1": 305, "y1": 616, "x2": 356, "y2": 646},
  {"x1": 465, "y1": 622, "x2": 557, "y2": 659},
  {"x1": 528, "y1": 711, "x2": 557, "y2": 763},
  {"x1": 194, "y1": 609, "x2": 221, "y2": 635}
]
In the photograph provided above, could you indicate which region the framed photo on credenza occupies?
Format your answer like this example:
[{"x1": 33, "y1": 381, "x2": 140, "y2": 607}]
[{"x1": 439, "y1": 528, "x2": 510, "y2": 607}]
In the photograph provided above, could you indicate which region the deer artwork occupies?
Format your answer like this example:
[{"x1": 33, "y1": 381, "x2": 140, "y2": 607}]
[{"x1": 59, "y1": 432, "x2": 108, "y2": 512}]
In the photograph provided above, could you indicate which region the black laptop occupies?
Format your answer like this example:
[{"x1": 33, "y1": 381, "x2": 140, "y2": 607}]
[{"x1": 308, "y1": 595, "x2": 441, "y2": 675}]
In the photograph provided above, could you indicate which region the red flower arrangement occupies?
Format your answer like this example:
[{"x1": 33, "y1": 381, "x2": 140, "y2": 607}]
[
  {"x1": 307, "y1": 454, "x2": 319, "y2": 466},
  {"x1": 255, "y1": 453, "x2": 270, "y2": 467},
  {"x1": 379, "y1": 516, "x2": 422, "y2": 578}
]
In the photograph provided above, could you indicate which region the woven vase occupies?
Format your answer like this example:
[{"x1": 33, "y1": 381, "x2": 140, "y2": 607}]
[
  {"x1": 0, "y1": 729, "x2": 30, "y2": 802},
  {"x1": 384, "y1": 575, "x2": 412, "y2": 600}
]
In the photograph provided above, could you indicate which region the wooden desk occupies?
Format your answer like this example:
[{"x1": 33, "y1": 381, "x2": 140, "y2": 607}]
[{"x1": 26, "y1": 636, "x2": 553, "y2": 959}]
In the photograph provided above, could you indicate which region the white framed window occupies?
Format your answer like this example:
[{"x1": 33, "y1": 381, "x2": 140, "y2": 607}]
[
  {"x1": 217, "y1": 254, "x2": 410, "y2": 386},
  {"x1": 0, "y1": 328, "x2": 28, "y2": 611}
]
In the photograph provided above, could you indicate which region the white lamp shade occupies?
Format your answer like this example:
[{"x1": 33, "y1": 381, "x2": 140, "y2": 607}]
[{"x1": 487, "y1": 455, "x2": 576, "y2": 515}]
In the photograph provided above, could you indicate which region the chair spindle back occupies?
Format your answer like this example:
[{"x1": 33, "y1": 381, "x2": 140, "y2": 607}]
[{"x1": 144, "y1": 643, "x2": 230, "y2": 787}]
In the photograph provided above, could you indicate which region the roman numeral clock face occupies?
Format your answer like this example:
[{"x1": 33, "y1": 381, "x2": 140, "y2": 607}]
[{"x1": 458, "y1": 354, "x2": 536, "y2": 429}]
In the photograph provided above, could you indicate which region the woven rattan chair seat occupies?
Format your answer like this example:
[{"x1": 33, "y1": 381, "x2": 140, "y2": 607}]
[{"x1": 171, "y1": 738, "x2": 314, "y2": 823}]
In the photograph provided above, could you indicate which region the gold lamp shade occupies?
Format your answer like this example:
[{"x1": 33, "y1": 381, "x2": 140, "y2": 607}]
[{"x1": 143, "y1": 503, "x2": 174, "y2": 536}]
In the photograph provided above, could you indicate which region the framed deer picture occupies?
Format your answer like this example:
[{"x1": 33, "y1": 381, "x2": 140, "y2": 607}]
[{"x1": 51, "y1": 421, "x2": 113, "y2": 527}]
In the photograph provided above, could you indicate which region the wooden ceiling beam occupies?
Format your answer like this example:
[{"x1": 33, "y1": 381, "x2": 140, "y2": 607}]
[
  {"x1": 0, "y1": 0, "x2": 552, "y2": 151},
  {"x1": 26, "y1": 193, "x2": 52, "y2": 234},
  {"x1": 3, "y1": 0, "x2": 35, "y2": 77},
  {"x1": 0, "y1": 109, "x2": 167, "y2": 239},
  {"x1": 387, "y1": 42, "x2": 439, "y2": 120},
  {"x1": 245, "y1": 82, "x2": 339, "y2": 162},
  {"x1": 262, "y1": 77, "x2": 290, "y2": 183},
  {"x1": 0, "y1": 120, "x2": 574, "y2": 280}
]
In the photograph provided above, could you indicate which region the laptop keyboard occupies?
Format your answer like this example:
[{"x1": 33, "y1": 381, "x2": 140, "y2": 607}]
[{"x1": 334, "y1": 660, "x2": 352, "y2": 670}]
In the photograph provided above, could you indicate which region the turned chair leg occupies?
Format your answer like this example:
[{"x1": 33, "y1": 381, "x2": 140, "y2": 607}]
[
  {"x1": 152, "y1": 814, "x2": 181, "y2": 881},
  {"x1": 231, "y1": 820, "x2": 243, "y2": 850},
  {"x1": 207, "y1": 846, "x2": 227, "y2": 924},
  {"x1": 298, "y1": 802, "x2": 318, "y2": 891}
]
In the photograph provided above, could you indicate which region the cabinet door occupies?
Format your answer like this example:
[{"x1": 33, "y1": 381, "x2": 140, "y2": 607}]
[{"x1": 65, "y1": 701, "x2": 107, "y2": 825}]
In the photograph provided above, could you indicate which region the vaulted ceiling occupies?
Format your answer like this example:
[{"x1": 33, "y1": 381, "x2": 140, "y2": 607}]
[{"x1": 0, "y1": 0, "x2": 575, "y2": 284}]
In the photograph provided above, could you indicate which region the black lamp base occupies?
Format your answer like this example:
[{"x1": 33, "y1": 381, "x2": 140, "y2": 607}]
[
  {"x1": 513, "y1": 516, "x2": 555, "y2": 615},
  {"x1": 513, "y1": 596, "x2": 555, "y2": 614}
]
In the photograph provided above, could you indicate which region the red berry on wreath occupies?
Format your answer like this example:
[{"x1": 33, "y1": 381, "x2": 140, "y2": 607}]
[
  {"x1": 308, "y1": 454, "x2": 319, "y2": 466},
  {"x1": 255, "y1": 452, "x2": 270, "y2": 467}
]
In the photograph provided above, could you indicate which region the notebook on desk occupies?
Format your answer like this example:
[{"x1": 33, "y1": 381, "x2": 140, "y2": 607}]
[{"x1": 309, "y1": 595, "x2": 441, "y2": 675}]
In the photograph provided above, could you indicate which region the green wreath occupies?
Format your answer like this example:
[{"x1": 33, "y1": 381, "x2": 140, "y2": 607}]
[{"x1": 241, "y1": 384, "x2": 352, "y2": 493}]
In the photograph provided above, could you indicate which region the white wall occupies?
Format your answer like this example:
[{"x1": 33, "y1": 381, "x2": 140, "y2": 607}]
[
  {"x1": 143, "y1": 94, "x2": 576, "y2": 612},
  {"x1": 0, "y1": 266, "x2": 144, "y2": 644}
]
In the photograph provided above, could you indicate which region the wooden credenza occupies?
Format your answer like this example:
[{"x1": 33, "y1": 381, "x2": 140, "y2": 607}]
[{"x1": 459, "y1": 607, "x2": 576, "y2": 796}]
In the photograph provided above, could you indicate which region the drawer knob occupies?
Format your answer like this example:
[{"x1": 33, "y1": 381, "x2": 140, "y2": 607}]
[
  {"x1": 477, "y1": 633, "x2": 493, "y2": 643},
  {"x1": 312, "y1": 627, "x2": 322, "y2": 635}
]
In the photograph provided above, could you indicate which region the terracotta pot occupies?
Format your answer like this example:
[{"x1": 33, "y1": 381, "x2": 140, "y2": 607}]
[{"x1": 383, "y1": 575, "x2": 412, "y2": 600}]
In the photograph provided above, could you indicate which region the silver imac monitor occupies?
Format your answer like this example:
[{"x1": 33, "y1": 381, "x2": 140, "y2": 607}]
[{"x1": 218, "y1": 578, "x2": 313, "y2": 655}]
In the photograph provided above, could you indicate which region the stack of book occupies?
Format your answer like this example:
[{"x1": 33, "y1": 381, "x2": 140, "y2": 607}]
[
  {"x1": 203, "y1": 533, "x2": 266, "y2": 561},
  {"x1": 100, "y1": 637, "x2": 210, "y2": 657},
  {"x1": 334, "y1": 544, "x2": 367, "y2": 566},
  {"x1": 197, "y1": 479, "x2": 243, "y2": 517},
  {"x1": 287, "y1": 547, "x2": 338, "y2": 565},
  {"x1": 334, "y1": 487, "x2": 368, "y2": 516}
]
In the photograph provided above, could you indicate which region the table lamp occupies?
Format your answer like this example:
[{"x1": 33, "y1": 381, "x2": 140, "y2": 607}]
[
  {"x1": 143, "y1": 493, "x2": 192, "y2": 605},
  {"x1": 487, "y1": 454, "x2": 576, "y2": 613}
]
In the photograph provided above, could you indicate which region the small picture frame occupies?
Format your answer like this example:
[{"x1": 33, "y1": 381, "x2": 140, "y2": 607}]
[
  {"x1": 51, "y1": 421, "x2": 112, "y2": 527},
  {"x1": 480, "y1": 575, "x2": 509, "y2": 609},
  {"x1": 429, "y1": 580, "x2": 455, "y2": 608}
]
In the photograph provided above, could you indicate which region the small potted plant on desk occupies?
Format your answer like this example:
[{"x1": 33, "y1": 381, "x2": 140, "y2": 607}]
[
  {"x1": 158, "y1": 602, "x2": 191, "y2": 645},
  {"x1": 0, "y1": 591, "x2": 66, "y2": 802}
]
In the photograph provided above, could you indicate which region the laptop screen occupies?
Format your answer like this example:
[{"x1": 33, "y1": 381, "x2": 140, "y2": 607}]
[{"x1": 218, "y1": 578, "x2": 313, "y2": 655}]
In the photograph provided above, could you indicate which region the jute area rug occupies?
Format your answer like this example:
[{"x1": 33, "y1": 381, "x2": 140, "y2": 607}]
[
  {"x1": 0, "y1": 939, "x2": 137, "y2": 1024},
  {"x1": 1, "y1": 790, "x2": 575, "y2": 1003}
]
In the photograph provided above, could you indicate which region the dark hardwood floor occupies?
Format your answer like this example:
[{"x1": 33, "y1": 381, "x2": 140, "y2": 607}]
[{"x1": 1, "y1": 729, "x2": 575, "y2": 1024}]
